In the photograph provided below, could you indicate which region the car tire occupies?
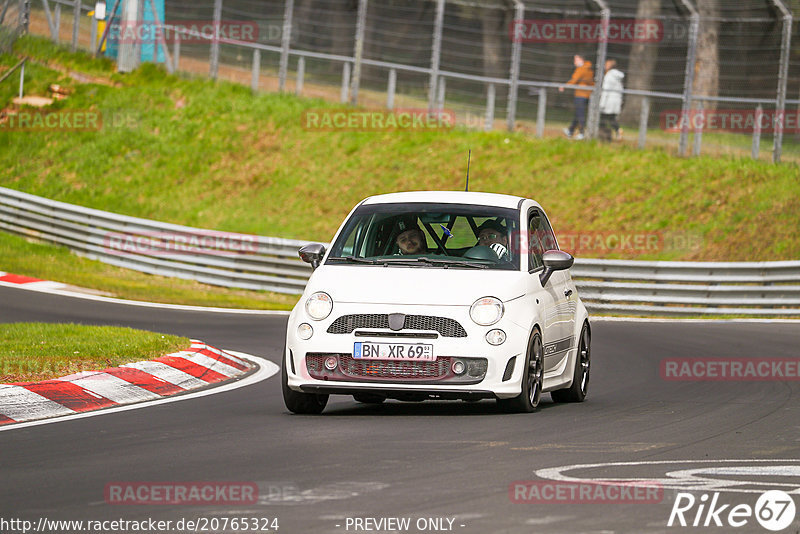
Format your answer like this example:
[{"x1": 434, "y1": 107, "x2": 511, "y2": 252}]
[
  {"x1": 497, "y1": 330, "x2": 542, "y2": 413},
  {"x1": 551, "y1": 322, "x2": 590, "y2": 403},
  {"x1": 353, "y1": 393, "x2": 386, "y2": 404},
  {"x1": 282, "y1": 348, "x2": 328, "y2": 414}
]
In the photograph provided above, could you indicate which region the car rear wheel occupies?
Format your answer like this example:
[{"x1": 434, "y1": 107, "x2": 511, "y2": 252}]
[
  {"x1": 551, "y1": 323, "x2": 590, "y2": 403},
  {"x1": 353, "y1": 393, "x2": 386, "y2": 404},
  {"x1": 497, "y1": 330, "x2": 542, "y2": 413},
  {"x1": 282, "y1": 349, "x2": 328, "y2": 414}
]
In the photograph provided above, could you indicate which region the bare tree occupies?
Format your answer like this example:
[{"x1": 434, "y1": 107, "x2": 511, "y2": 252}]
[
  {"x1": 692, "y1": 0, "x2": 720, "y2": 109},
  {"x1": 481, "y1": 4, "x2": 509, "y2": 80},
  {"x1": 619, "y1": 0, "x2": 660, "y2": 123}
]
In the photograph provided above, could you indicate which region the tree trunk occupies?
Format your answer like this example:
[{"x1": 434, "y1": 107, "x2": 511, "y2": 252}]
[
  {"x1": 692, "y1": 0, "x2": 720, "y2": 110},
  {"x1": 619, "y1": 0, "x2": 660, "y2": 124},
  {"x1": 481, "y1": 5, "x2": 508, "y2": 80}
]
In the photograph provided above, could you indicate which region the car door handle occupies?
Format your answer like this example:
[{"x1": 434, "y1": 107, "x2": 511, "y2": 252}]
[{"x1": 564, "y1": 289, "x2": 573, "y2": 298}]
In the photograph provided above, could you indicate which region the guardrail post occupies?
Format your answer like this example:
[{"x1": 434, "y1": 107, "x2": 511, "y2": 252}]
[
  {"x1": 71, "y1": 0, "x2": 80, "y2": 51},
  {"x1": 427, "y1": 0, "x2": 444, "y2": 112},
  {"x1": 348, "y1": 0, "x2": 367, "y2": 105},
  {"x1": 484, "y1": 83, "x2": 495, "y2": 131},
  {"x1": 771, "y1": 0, "x2": 791, "y2": 163},
  {"x1": 117, "y1": 0, "x2": 141, "y2": 72},
  {"x1": 296, "y1": 56, "x2": 305, "y2": 95},
  {"x1": 18, "y1": 59, "x2": 24, "y2": 98},
  {"x1": 209, "y1": 0, "x2": 222, "y2": 79},
  {"x1": 637, "y1": 96, "x2": 649, "y2": 149},
  {"x1": 386, "y1": 68, "x2": 396, "y2": 109},
  {"x1": 752, "y1": 104, "x2": 762, "y2": 160},
  {"x1": 90, "y1": 15, "x2": 97, "y2": 52},
  {"x1": 692, "y1": 100, "x2": 703, "y2": 156},
  {"x1": 586, "y1": 0, "x2": 609, "y2": 139},
  {"x1": 42, "y1": 0, "x2": 57, "y2": 41},
  {"x1": 436, "y1": 75, "x2": 445, "y2": 110},
  {"x1": 536, "y1": 87, "x2": 546, "y2": 138},
  {"x1": 251, "y1": 48, "x2": 260, "y2": 92},
  {"x1": 340, "y1": 61, "x2": 350, "y2": 103},
  {"x1": 54, "y1": 1, "x2": 60, "y2": 38},
  {"x1": 506, "y1": 0, "x2": 523, "y2": 131},
  {"x1": 678, "y1": 1, "x2": 699, "y2": 156},
  {"x1": 278, "y1": 0, "x2": 294, "y2": 92},
  {"x1": 173, "y1": 34, "x2": 180, "y2": 71}
]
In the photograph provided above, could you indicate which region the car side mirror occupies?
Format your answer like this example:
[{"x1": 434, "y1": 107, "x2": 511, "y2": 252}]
[
  {"x1": 539, "y1": 250, "x2": 574, "y2": 286},
  {"x1": 299, "y1": 243, "x2": 326, "y2": 270}
]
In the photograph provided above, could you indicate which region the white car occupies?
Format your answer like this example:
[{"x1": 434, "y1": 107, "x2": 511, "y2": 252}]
[{"x1": 282, "y1": 191, "x2": 590, "y2": 414}]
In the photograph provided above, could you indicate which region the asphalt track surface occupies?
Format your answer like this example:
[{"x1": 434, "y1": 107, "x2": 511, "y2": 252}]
[{"x1": 1, "y1": 285, "x2": 799, "y2": 534}]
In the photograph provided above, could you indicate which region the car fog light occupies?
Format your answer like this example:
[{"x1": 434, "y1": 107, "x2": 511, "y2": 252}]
[
  {"x1": 452, "y1": 359, "x2": 466, "y2": 375},
  {"x1": 297, "y1": 323, "x2": 313, "y2": 340},
  {"x1": 485, "y1": 329, "x2": 506, "y2": 346},
  {"x1": 324, "y1": 355, "x2": 338, "y2": 371}
]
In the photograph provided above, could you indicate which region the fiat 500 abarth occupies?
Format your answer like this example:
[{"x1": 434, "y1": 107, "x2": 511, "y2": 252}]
[{"x1": 283, "y1": 191, "x2": 590, "y2": 414}]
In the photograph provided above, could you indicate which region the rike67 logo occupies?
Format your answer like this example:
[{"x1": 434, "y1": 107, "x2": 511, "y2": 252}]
[{"x1": 668, "y1": 490, "x2": 796, "y2": 531}]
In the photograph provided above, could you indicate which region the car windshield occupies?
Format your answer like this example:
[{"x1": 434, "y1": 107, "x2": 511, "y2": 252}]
[{"x1": 327, "y1": 202, "x2": 520, "y2": 270}]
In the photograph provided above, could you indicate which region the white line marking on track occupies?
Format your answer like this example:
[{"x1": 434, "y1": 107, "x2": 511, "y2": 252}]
[
  {"x1": 0, "y1": 281, "x2": 291, "y2": 315},
  {"x1": 0, "y1": 352, "x2": 278, "y2": 433},
  {"x1": 535, "y1": 459, "x2": 800, "y2": 495}
]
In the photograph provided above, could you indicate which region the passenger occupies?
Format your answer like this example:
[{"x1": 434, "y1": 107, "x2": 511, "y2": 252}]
[
  {"x1": 396, "y1": 225, "x2": 427, "y2": 255},
  {"x1": 477, "y1": 220, "x2": 510, "y2": 260}
]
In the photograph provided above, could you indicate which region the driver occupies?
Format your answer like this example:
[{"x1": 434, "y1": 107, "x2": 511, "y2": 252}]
[
  {"x1": 396, "y1": 225, "x2": 427, "y2": 255},
  {"x1": 476, "y1": 220, "x2": 509, "y2": 260}
]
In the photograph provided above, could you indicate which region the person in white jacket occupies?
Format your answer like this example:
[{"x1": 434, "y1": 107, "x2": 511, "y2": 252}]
[{"x1": 599, "y1": 59, "x2": 625, "y2": 140}]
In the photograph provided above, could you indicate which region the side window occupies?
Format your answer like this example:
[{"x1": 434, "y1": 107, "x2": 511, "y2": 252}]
[{"x1": 528, "y1": 210, "x2": 558, "y2": 270}]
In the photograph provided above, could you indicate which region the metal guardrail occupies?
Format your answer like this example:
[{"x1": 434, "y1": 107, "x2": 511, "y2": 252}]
[
  {"x1": 2, "y1": 186, "x2": 800, "y2": 316},
  {"x1": 0, "y1": 186, "x2": 312, "y2": 294}
]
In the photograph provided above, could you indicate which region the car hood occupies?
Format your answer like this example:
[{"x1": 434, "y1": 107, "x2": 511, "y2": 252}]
[{"x1": 307, "y1": 265, "x2": 527, "y2": 306}]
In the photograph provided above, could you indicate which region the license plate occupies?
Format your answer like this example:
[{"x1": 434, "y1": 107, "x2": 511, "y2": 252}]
[{"x1": 353, "y1": 342, "x2": 435, "y2": 361}]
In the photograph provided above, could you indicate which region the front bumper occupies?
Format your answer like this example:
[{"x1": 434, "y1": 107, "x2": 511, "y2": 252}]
[{"x1": 285, "y1": 302, "x2": 531, "y2": 399}]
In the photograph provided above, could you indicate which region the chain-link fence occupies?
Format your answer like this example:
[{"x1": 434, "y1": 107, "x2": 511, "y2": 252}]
[{"x1": 6, "y1": 0, "x2": 800, "y2": 162}]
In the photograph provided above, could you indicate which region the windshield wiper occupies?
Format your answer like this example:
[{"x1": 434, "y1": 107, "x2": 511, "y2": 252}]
[
  {"x1": 416, "y1": 257, "x2": 488, "y2": 269},
  {"x1": 338, "y1": 256, "x2": 380, "y2": 264}
]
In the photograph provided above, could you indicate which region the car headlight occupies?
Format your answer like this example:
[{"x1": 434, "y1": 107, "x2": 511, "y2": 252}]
[
  {"x1": 305, "y1": 292, "x2": 333, "y2": 320},
  {"x1": 470, "y1": 296, "x2": 504, "y2": 326}
]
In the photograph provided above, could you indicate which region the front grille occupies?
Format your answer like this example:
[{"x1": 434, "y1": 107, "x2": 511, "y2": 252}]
[
  {"x1": 340, "y1": 354, "x2": 451, "y2": 379},
  {"x1": 327, "y1": 314, "x2": 467, "y2": 337},
  {"x1": 306, "y1": 353, "x2": 451, "y2": 381}
]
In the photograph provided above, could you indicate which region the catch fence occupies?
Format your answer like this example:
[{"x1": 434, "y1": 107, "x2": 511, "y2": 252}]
[{"x1": 6, "y1": 0, "x2": 800, "y2": 162}]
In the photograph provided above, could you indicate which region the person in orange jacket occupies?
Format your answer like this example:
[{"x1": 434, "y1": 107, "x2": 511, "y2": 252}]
[{"x1": 559, "y1": 54, "x2": 594, "y2": 140}]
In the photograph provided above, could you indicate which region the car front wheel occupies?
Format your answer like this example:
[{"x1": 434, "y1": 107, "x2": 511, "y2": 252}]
[
  {"x1": 551, "y1": 322, "x2": 590, "y2": 403},
  {"x1": 497, "y1": 330, "x2": 542, "y2": 413},
  {"x1": 282, "y1": 349, "x2": 328, "y2": 414}
]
